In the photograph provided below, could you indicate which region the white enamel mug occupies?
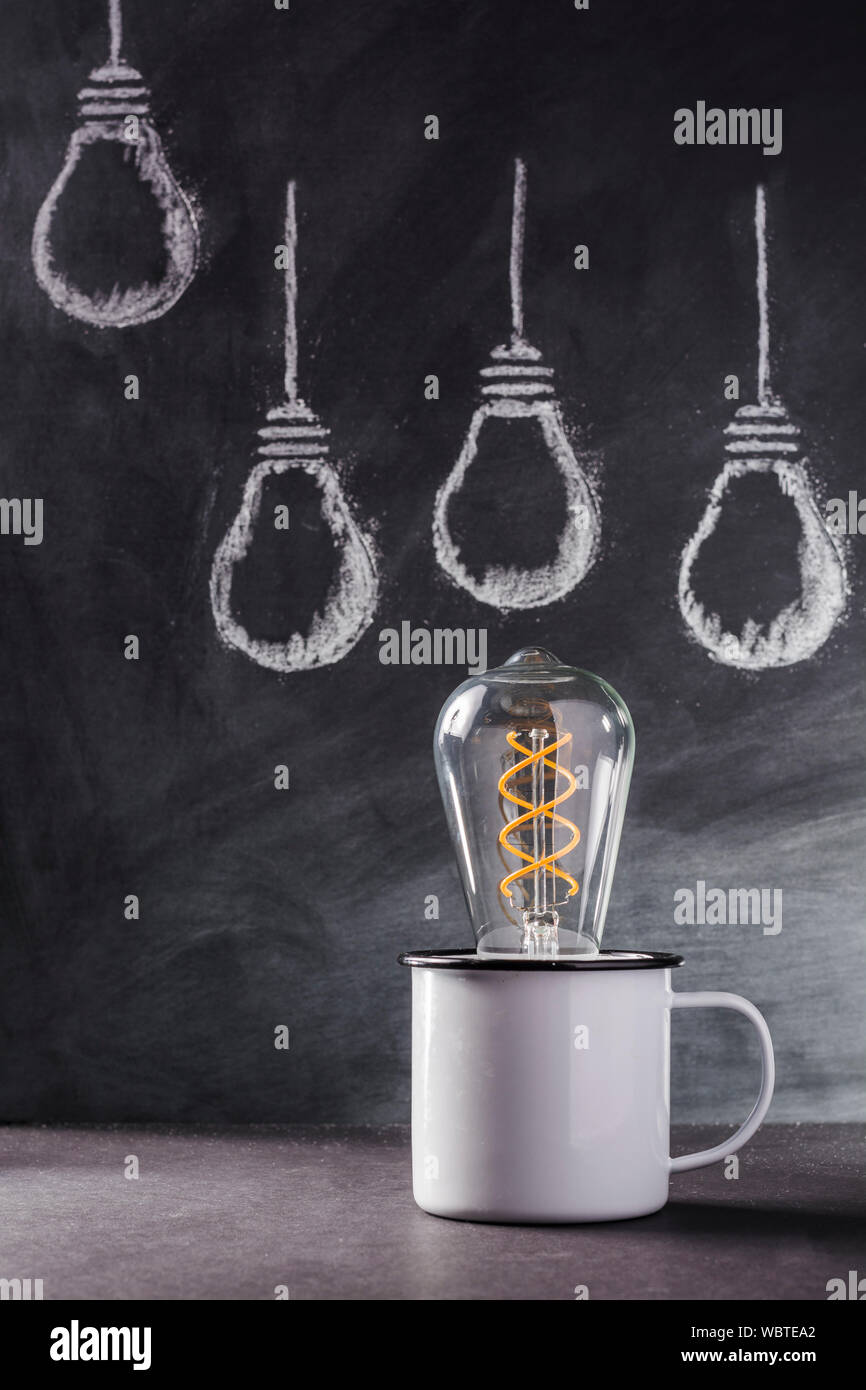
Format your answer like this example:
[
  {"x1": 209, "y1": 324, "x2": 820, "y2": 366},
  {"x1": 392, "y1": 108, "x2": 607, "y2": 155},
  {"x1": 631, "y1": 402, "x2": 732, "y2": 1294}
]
[{"x1": 399, "y1": 950, "x2": 775, "y2": 1224}]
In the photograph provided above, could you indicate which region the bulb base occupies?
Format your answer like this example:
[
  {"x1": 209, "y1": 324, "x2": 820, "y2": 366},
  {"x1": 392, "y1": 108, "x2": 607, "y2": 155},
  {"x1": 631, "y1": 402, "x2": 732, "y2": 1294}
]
[
  {"x1": 257, "y1": 403, "x2": 331, "y2": 462},
  {"x1": 77, "y1": 64, "x2": 151, "y2": 120},
  {"x1": 478, "y1": 944, "x2": 600, "y2": 962},
  {"x1": 479, "y1": 337, "x2": 555, "y2": 401},
  {"x1": 723, "y1": 399, "x2": 801, "y2": 463}
]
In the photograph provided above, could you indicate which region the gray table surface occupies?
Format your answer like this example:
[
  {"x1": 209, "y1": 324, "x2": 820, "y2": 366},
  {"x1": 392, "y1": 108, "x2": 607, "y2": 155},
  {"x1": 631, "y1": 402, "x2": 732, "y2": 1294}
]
[{"x1": 1, "y1": 1124, "x2": 862, "y2": 1300}]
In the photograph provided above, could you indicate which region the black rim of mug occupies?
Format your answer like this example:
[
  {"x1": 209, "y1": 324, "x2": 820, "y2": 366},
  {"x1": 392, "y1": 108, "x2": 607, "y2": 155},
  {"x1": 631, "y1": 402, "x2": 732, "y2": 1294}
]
[{"x1": 398, "y1": 949, "x2": 684, "y2": 971}]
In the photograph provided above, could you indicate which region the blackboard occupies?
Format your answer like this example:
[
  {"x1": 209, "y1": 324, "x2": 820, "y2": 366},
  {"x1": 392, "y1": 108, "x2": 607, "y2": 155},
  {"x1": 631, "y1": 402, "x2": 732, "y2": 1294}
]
[{"x1": 0, "y1": 0, "x2": 863, "y2": 1122}]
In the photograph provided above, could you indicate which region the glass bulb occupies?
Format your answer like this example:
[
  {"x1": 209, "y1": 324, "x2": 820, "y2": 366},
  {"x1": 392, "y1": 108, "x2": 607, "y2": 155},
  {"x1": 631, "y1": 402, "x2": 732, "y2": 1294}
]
[
  {"x1": 432, "y1": 159, "x2": 600, "y2": 610},
  {"x1": 434, "y1": 646, "x2": 634, "y2": 959},
  {"x1": 210, "y1": 182, "x2": 379, "y2": 672},
  {"x1": 32, "y1": 0, "x2": 199, "y2": 328}
]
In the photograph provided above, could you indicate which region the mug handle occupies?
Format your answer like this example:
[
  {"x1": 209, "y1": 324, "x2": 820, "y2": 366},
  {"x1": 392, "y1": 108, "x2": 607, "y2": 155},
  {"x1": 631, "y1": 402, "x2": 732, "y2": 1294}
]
[{"x1": 669, "y1": 990, "x2": 775, "y2": 1173}]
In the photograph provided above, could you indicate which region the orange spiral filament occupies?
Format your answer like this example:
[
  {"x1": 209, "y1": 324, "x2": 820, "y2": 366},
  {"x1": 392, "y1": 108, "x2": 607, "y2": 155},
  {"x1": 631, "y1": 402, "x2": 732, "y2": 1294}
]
[{"x1": 497, "y1": 730, "x2": 580, "y2": 903}]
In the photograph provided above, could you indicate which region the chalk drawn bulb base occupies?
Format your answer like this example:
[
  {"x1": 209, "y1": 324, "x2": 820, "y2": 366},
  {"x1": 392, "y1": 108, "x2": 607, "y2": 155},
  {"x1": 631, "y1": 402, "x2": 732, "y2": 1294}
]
[
  {"x1": 432, "y1": 398, "x2": 600, "y2": 611},
  {"x1": 678, "y1": 457, "x2": 847, "y2": 670},
  {"x1": 210, "y1": 456, "x2": 379, "y2": 674},
  {"x1": 32, "y1": 116, "x2": 199, "y2": 329}
]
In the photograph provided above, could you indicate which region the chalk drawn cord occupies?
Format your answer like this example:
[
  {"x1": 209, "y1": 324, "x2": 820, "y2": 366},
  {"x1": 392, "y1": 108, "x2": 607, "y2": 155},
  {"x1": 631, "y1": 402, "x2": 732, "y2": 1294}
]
[
  {"x1": 283, "y1": 181, "x2": 300, "y2": 405},
  {"x1": 755, "y1": 184, "x2": 771, "y2": 407},
  {"x1": 108, "y1": 0, "x2": 123, "y2": 69},
  {"x1": 497, "y1": 730, "x2": 580, "y2": 900},
  {"x1": 510, "y1": 156, "x2": 527, "y2": 343}
]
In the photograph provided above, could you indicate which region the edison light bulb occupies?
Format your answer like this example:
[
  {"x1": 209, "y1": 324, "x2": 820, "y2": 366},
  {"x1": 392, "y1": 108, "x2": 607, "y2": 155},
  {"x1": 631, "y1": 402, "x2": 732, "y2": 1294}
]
[
  {"x1": 432, "y1": 159, "x2": 600, "y2": 611},
  {"x1": 32, "y1": 0, "x2": 199, "y2": 328},
  {"x1": 434, "y1": 646, "x2": 634, "y2": 959},
  {"x1": 678, "y1": 185, "x2": 847, "y2": 669},
  {"x1": 210, "y1": 182, "x2": 379, "y2": 673}
]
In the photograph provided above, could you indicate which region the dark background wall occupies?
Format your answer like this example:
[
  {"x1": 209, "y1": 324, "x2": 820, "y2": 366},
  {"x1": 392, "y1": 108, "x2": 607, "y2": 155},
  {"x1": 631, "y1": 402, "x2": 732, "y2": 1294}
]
[{"x1": 0, "y1": 0, "x2": 863, "y2": 1123}]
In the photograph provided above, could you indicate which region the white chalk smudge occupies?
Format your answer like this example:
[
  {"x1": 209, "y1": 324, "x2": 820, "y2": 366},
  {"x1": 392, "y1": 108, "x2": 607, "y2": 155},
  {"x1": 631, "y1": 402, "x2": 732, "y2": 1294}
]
[
  {"x1": 678, "y1": 185, "x2": 847, "y2": 669},
  {"x1": 210, "y1": 182, "x2": 379, "y2": 673},
  {"x1": 32, "y1": 0, "x2": 199, "y2": 328},
  {"x1": 433, "y1": 157, "x2": 600, "y2": 611}
]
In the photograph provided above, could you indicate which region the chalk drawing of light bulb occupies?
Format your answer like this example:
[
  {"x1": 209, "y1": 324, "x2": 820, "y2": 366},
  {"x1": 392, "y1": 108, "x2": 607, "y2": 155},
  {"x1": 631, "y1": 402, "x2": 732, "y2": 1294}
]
[
  {"x1": 678, "y1": 186, "x2": 847, "y2": 669},
  {"x1": 210, "y1": 182, "x2": 379, "y2": 674},
  {"x1": 432, "y1": 158, "x2": 600, "y2": 611},
  {"x1": 32, "y1": 0, "x2": 199, "y2": 328}
]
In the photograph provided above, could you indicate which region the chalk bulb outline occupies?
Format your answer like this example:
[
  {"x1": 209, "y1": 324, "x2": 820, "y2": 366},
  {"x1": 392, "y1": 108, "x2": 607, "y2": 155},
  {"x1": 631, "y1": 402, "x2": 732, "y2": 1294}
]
[
  {"x1": 678, "y1": 185, "x2": 847, "y2": 668},
  {"x1": 433, "y1": 157, "x2": 600, "y2": 612},
  {"x1": 32, "y1": 0, "x2": 199, "y2": 328},
  {"x1": 209, "y1": 184, "x2": 379, "y2": 673}
]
